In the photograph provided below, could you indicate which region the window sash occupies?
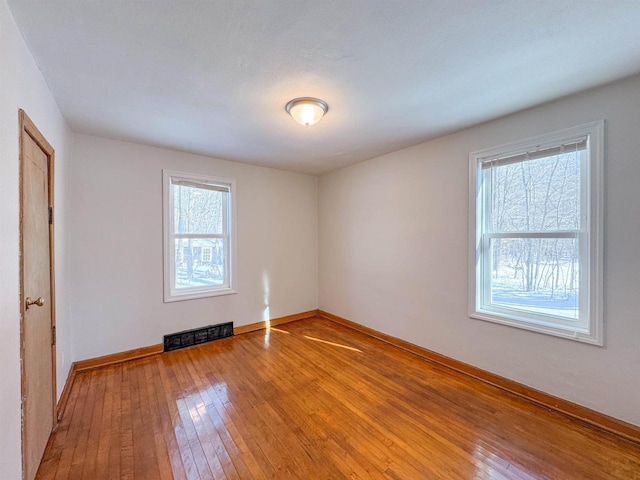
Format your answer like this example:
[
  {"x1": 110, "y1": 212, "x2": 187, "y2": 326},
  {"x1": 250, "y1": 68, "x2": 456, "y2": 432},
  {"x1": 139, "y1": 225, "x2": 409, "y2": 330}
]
[
  {"x1": 478, "y1": 154, "x2": 588, "y2": 327},
  {"x1": 170, "y1": 183, "x2": 229, "y2": 236},
  {"x1": 479, "y1": 143, "x2": 588, "y2": 327},
  {"x1": 478, "y1": 233, "x2": 587, "y2": 329},
  {"x1": 169, "y1": 178, "x2": 230, "y2": 292},
  {"x1": 170, "y1": 235, "x2": 230, "y2": 295},
  {"x1": 480, "y1": 148, "x2": 586, "y2": 235}
]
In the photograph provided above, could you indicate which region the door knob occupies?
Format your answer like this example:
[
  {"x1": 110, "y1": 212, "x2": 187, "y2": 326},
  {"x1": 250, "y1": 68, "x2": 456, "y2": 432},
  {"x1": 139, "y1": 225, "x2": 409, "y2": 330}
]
[{"x1": 26, "y1": 297, "x2": 45, "y2": 309}]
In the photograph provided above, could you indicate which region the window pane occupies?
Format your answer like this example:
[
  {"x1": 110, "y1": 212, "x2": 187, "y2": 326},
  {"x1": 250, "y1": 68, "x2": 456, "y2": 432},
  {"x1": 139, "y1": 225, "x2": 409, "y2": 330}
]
[
  {"x1": 175, "y1": 238, "x2": 226, "y2": 289},
  {"x1": 490, "y1": 150, "x2": 583, "y2": 233},
  {"x1": 489, "y1": 237, "x2": 579, "y2": 320},
  {"x1": 172, "y1": 182, "x2": 226, "y2": 234}
]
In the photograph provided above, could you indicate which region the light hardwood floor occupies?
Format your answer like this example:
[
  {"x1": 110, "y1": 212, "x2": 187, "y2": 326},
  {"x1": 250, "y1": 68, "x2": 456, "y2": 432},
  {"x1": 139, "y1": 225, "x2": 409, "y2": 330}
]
[{"x1": 37, "y1": 317, "x2": 640, "y2": 479}]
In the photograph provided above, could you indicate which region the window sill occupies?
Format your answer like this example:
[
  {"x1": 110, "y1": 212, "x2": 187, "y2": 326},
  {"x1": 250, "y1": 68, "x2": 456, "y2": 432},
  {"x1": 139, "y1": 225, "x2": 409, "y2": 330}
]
[
  {"x1": 470, "y1": 309, "x2": 602, "y2": 346},
  {"x1": 164, "y1": 288, "x2": 237, "y2": 303}
]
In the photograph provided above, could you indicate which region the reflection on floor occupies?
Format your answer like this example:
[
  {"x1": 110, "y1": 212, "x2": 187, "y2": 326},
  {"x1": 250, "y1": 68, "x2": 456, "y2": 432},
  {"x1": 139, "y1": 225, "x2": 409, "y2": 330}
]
[{"x1": 37, "y1": 317, "x2": 640, "y2": 479}]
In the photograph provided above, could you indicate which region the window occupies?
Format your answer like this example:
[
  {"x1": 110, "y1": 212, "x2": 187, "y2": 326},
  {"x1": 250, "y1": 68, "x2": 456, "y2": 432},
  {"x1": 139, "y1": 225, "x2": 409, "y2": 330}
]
[
  {"x1": 469, "y1": 122, "x2": 603, "y2": 344},
  {"x1": 163, "y1": 170, "x2": 236, "y2": 302}
]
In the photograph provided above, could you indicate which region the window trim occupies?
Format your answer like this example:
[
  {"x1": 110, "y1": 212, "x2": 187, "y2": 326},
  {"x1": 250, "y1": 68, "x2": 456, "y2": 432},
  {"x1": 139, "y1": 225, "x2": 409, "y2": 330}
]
[
  {"x1": 163, "y1": 169, "x2": 237, "y2": 303},
  {"x1": 468, "y1": 121, "x2": 604, "y2": 345}
]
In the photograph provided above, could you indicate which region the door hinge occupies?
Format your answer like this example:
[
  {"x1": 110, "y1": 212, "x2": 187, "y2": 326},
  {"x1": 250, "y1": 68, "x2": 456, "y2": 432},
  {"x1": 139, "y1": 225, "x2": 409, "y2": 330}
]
[
  {"x1": 48, "y1": 206, "x2": 53, "y2": 225},
  {"x1": 51, "y1": 325, "x2": 56, "y2": 346}
]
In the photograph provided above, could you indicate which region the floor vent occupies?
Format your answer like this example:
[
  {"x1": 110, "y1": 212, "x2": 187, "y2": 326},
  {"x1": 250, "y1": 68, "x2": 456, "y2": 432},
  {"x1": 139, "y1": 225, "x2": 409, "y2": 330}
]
[{"x1": 163, "y1": 322, "x2": 233, "y2": 352}]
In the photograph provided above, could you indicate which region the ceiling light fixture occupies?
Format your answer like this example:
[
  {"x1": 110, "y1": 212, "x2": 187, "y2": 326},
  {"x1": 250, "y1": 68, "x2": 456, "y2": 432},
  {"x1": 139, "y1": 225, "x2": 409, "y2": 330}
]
[{"x1": 285, "y1": 97, "x2": 328, "y2": 126}]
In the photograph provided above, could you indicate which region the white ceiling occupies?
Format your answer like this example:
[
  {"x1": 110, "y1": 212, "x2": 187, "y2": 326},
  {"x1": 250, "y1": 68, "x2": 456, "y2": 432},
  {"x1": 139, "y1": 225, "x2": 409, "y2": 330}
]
[{"x1": 8, "y1": 1, "x2": 640, "y2": 174}]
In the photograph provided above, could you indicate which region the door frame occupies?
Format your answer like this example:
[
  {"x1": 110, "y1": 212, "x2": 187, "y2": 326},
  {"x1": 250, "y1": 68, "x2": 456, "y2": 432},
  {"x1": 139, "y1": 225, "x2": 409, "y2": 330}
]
[{"x1": 19, "y1": 109, "x2": 57, "y2": 478}]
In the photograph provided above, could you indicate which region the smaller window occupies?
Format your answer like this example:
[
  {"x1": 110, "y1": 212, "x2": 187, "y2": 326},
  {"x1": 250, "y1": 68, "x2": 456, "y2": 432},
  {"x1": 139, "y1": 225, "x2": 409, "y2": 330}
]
[
  {"x1": 469, "y1": 122, "x2": 603, "y2": 344},
  {"x1": 163, "y1": 170, "x2": 236, "y2": 302}
]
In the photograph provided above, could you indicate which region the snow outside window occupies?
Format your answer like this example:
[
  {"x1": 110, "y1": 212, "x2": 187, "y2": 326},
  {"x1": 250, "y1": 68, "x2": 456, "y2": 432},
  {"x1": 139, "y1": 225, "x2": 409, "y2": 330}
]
[{"x1": 469, "y1": 122, "x2": 603, "y2": 344}]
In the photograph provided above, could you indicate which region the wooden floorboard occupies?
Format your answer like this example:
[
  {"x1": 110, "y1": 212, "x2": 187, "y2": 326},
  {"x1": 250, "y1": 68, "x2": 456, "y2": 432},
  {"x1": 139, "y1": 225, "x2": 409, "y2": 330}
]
[{"x1": 37, "y1": 317, "x2": 640, "y2": 479}]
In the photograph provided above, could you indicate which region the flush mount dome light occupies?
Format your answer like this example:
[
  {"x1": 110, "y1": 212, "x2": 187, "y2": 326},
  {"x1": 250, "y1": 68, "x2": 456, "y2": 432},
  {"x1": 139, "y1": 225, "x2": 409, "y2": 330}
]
[{"x1": 285, "y1": 97, "x2": 328, "y2": 126}]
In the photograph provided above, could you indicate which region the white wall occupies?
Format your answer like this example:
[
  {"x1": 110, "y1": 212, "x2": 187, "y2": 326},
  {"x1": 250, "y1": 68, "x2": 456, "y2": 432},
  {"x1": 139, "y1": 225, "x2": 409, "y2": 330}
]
[
  {"x1": 319, "y1": 75, "x2": 640, "y2": 426},
  {"x1": 69, "y1": 134, "x2": 318, "y2": 360},
  {"x1": 0, "y1": 1, "x2": 74, "y2": 478},
  {"x1": 2, "y1": 8, "x2": 637, "y2": 479}
]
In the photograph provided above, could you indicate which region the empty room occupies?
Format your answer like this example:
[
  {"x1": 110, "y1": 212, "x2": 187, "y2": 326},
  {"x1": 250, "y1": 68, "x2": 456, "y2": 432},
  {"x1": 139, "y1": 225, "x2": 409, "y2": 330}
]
[{"x1": 2, "y1": 1, "x2": 640, "y2": 479}]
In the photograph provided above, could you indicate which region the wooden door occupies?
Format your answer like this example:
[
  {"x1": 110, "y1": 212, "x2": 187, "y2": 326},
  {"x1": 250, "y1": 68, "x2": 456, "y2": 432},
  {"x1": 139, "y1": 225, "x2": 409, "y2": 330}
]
[{"x1": 20, "y1": 110, "x2": 56, "y2": 480}]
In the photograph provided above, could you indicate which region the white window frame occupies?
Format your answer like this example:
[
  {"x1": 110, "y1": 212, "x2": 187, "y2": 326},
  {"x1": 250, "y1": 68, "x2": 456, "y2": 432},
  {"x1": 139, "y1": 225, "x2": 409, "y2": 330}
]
[
  {"x1": 468, "y1": 121, "x2": 604, "y2": 345},
  {"x1": 163, "y1": 169, "x2": 237, "y2": 302}
]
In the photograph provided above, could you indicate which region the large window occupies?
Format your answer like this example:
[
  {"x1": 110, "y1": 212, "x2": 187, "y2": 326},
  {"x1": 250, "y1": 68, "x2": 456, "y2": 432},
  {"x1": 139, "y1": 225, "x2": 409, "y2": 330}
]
[
  {"x1": 163, "y1": 170, "x2": 236, "y2": 302},
  {"x1": 469, "y1": 122, "x2": 603, "y2": 344}
]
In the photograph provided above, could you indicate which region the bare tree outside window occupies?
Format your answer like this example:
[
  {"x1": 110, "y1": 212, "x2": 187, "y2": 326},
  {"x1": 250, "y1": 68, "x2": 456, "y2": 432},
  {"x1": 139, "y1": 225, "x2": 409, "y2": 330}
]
[
  {"x1": 173, "y1": 182, "x2": 227, "y2": 289},
  {"x1": 487, "y1": 149, "x2": 582, "y2": 319},
  {"x1": 469, "y1": 121, "x2": 604, "y2": 344}
]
